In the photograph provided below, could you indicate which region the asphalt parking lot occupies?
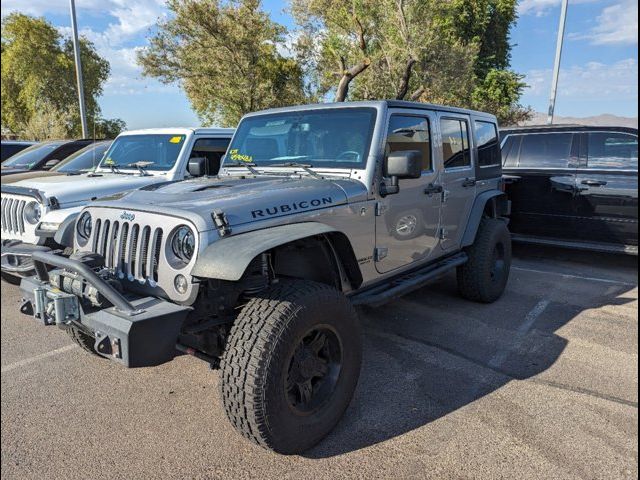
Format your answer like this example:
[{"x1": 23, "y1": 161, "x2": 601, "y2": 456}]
[{"x1": 1, "y1": 244, "x2": 637, "y2": 480}]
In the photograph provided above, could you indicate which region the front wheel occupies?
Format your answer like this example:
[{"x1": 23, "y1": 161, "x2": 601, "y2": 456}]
[
  {"x1": 220, "y1": 280, "x2": 362, "y2": 454},
  {"x1": 1, "y1": 271, "x2": 21, "y2": 285},
  {"x1": 457, "y1": 218, "x2": 511, "y2": 303}
]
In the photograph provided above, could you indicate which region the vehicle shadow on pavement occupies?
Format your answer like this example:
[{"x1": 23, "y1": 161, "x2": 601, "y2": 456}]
[{"x1": 305, "y1": 248, "x2": 638, "y2": 458}]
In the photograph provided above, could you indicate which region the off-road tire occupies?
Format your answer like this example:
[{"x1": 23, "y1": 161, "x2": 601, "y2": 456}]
[
  {"x1": 66, "y1": 326, "x2": 101, "y2": 357},
  {"x1": 220, "y1": 279, "x2": 362, "y2": 454},
  {"x1": 1, "y1": 271, "x2": 21, "y2": 285},
  {"x1": 457, "y1": 218, "x2": 511, "y2": 303}
]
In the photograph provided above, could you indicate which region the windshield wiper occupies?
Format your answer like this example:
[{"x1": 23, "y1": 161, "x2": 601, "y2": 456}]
[
  {"x1": 128, "y1": 161, "x2": 154, "y2": 176},
  {"x1": 225, "y1": 161, "x2": 261, "y2": 176},
  {"x1": 269, "y1": 162, "x2": 322, "y2": 179}
]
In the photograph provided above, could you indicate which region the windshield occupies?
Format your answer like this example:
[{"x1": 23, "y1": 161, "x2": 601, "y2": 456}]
[
  {"x1": 98, "y1": 134, "x2": 187, "y2": 171},
  {"x1": 225, "y1": 108, "x2": 376, "y2": 169},
  {"x1": 54, "y1": 141, "x2": 112, "y2": 173},
  {"x1": 2, "y1": 142, "x2": 63, "y2": 169}
]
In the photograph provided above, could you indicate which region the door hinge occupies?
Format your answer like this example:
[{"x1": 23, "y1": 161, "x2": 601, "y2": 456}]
[
  {"x1": 374, "y1": 247, "x2": 388, "y2": 262},
  {"x1": 439, "y1": 228, "x2": 448, "y2": 240},
  {"x1": 442, "y1": 190, "x2": 450, "y2": 203},
  {"x1": 375, "y1": 202, "x2": 387, "y2": 216}
]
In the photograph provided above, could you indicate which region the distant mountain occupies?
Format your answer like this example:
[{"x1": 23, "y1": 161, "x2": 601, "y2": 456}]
[{"x1": 522, "y1": 112, "x2": 638, "y2": 128}]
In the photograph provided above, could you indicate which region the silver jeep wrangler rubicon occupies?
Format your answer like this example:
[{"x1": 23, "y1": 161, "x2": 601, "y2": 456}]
[{"x1": 19, "y1": 101, "x2": 511, "y2": 454}]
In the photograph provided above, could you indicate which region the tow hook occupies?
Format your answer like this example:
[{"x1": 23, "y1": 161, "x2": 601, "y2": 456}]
[{"x1": 95, "y1": 332, "x2": 122, "y2": 359}]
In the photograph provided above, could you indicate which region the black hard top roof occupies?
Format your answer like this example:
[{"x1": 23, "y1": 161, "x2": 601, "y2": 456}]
[{"x1": 500, "y1": 124, "x2": 638, "y2": 135}]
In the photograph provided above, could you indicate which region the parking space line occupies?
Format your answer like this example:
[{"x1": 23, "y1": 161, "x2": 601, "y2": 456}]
[
  {"x1": 512, "y1": 266, "x2": 637, "y2": 287},
  {"x1": 1, "y1": 344, "x2": 77, "y2": 374},
  {"x1": 488, "y1": 299, "x2": 550, "y2": 369}
]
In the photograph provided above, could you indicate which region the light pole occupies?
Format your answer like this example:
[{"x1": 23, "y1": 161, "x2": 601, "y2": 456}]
[
  {"x1": 547, "y1": 0, "x2": 569, "y2": 125},
  {"x1": 69, "y1": 0, "x2": 89, "y2": 137}
]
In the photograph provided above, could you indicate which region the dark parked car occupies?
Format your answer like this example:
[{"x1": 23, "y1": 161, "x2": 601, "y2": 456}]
[
  {"x1": 1, "y1": 141, "x2": 36, "y2": 162},
  {"x1": 501, "y1": 125, "x2": 638, "y2": 254},
  {"x1": 0, "y1": 139, "x2": 95, "y2": 176},
  {"x1": 1, "y1": 140, "x2": 112, "y2": 184}
]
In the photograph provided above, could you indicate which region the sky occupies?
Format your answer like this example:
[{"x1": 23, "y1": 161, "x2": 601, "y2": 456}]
[{"x1": 1, "y1": 0, "x2": 638, "y2": 129}]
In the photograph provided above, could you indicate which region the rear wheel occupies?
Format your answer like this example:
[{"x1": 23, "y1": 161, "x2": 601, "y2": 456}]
[
  {"x1": 457, "y1": 218, "x2": 511, "y2": 303},
  {"x1": 220, "y1": 280, "x2": 362, "y2": 454}
]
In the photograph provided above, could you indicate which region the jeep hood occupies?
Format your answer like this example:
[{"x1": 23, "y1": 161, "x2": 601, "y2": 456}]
[
  {"x1": 91, "y1": 175, "x2": 368, "y2": 231},
  {"x1": 4, "y1": 173, "x2": 168, "y2": 207}
]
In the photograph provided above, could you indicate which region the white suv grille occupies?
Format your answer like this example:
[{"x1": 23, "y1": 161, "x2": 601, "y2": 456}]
[{"x1": 0, "y1": 194, "x2": 40, "y2": 243}]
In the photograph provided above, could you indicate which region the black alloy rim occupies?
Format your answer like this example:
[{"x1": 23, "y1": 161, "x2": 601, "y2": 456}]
[{"x1": 285, "y1": 327, "x2": 343, "y2": 415}]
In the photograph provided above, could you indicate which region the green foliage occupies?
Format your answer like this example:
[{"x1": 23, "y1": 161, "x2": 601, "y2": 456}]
[
  {"x1": 292, "y1": 0, "x2": 531, "y2": 124},
  {"x1": 472, "y1": 69, "x2": 532, "y2": 125},
  {"x1": 138, "y1": 0, "x2": 307, "y2": 126},
  {"x1": 20, "y1": 101, "x2": 73, "y2": 141},
  {"x1": 93, "y1": 117, "x2": 127, "y2": 139},
  {"x1": 1, "y1": 13, "x2": 125, "y2": 138}
]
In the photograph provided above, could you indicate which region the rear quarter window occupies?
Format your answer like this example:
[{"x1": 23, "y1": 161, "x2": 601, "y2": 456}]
[{"x1": 475, "y1": 121, "x2": 500, "y2": 167}]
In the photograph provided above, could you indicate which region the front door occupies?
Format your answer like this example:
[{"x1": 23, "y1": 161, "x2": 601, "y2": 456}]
[
  {"x1": 375, "y1": 110, "x2": 441, "y2": 273},
  {"x1": 439, "y1": 115, "x2": 476, "y2": 250},
  {"x1": 574, "y1": 131, "x2": 638, "y2": 246}
]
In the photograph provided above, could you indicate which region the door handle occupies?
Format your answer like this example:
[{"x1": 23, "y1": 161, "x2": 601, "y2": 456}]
[
  {"x1": 462, "y1": 178, "x2": 476, "y2": 188},
  {"x1": 581, "y1": 179, "x2": 607, "y2": 186},
  {"x1": 424, "y1": 184, "x2": 444, "y2": 195}
]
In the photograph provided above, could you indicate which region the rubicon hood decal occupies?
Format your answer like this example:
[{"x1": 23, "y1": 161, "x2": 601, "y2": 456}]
[
  {"x1": 88, "y1": 176, "x2": 369, "y2": 232},
  {"x1": 251, "y1": 197, "x2": 334, "y2": 218}
]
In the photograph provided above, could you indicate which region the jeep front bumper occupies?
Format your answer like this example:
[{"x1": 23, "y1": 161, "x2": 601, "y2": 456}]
[
  {"x1": 20, "y1": 251, "x2": 191, "y2": 368},
  {"x1": 1, "y1": 240, "x2": 52, "y2": 277}
]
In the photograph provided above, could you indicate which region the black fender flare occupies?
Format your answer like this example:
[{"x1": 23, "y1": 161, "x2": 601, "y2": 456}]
[
  {"x1": 460, "y1": 190, "x2": 508, "y2": 247},
  {"x1": 192, "y1": 222, "x2": 345, "y2": 281},
  {"x1": 53, "y1": 212, "x2": 80, "y2": 248}
]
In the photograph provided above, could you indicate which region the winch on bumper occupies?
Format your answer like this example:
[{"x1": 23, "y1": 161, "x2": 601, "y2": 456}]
[{"x1": 19, "y1": 250, "x2": 191, "y2": 368}]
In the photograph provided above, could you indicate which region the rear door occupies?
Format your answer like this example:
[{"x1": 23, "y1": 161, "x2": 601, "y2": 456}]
[
  {"x1": 574, "y1": 131, "x2": 638, "y2": 246},
  {"x1": 439, "y1": 114, "x2": 476, "y2": 250},
  {"x1": 503, "y1": 132, "x2": 579, "y2": 240}
]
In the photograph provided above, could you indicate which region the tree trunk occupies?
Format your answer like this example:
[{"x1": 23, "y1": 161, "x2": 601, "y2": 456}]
[
  {"x1": 335, "y1": 59, "x2": 370, "y2": 102},
  {"x1": 396, "y1": 58, "x2": 416, "y2": 100}
]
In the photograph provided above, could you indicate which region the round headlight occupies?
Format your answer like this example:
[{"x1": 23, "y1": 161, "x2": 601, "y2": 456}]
[
  {"x1": 77, "y1": 212, "x2": 92, "y2": 240},
  {"x1": 171, "y1": 226, "x2": 195, "y2": 263},
  {"x1": 23, "y1": 202, "x2": 42, "y2": 225}
]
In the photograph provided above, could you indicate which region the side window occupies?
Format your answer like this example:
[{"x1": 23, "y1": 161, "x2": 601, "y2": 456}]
[
  {"x1": 441, "y1": 118, "x2": 471, "y2": 169},
  {"x1": 475, "y1": 121, "x2": 500, "y2": 167},
  {"x1": 502, "y1": 135, "x2": 521, "y2": 167},
  {"x1": 385, "y1": 115, "x2": 432, "y2": 171},
  {"x1": 587, "y1": 132, "x2": 638, "y2": 170},
  {"x1": 191, "y1": 138, "x2": 231, "y2": 175},
  {"x1": 519, "y1": 133, "x2": 573, "y2": 168}
]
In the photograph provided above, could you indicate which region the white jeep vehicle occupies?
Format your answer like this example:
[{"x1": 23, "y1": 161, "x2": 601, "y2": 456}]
[{"x1": 1, "y1": 128, "x2": 234, "y2": 283}]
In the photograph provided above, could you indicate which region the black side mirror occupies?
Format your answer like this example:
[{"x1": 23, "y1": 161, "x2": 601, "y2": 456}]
[
  {"x1": 44, "y1": 159, "x2": 60, "y2": 170},
  {"x1": 381, "y1": 150, "x2": 422, "y2": 196},
  {"x1": 187, "y1": 157, "x2": 207, "y2": 177}
]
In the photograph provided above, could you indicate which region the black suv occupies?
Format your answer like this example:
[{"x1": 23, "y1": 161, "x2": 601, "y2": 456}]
[
  {"x1": 0, "y1": 139, "x2": 96, "y2": 176},
  {"x1": 501, "y1": 125, "x2": 638, "y2": 254}
]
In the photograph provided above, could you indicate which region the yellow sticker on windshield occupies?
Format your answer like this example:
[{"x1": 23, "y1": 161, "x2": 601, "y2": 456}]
[
  {"x1": 228, "y1": 149, "x2": 253, "y2": 162},
  {"x1": 169, "y1": 136, "x2": 183, "y2": 144},
  {"x1": 104, "y1": 157, "x2": 114, "y2": 165}
]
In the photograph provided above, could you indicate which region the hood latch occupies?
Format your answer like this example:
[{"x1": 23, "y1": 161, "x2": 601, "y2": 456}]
[{"x1": 212, "y1": 209, "x2": 231, "y2": 237}]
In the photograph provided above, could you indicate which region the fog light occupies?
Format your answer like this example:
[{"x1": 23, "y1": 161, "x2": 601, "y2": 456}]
[{"x1": 174, "y1": 274, "x2": 189, "y2": 294}]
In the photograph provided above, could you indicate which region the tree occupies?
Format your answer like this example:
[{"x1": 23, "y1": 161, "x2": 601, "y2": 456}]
[
  {"x1": 21, "y1": 101, "x2": 73, "y2": 141},
  {"x1": 138, "y1": 0, "x2": 307, "y2": 126},
  {"x1": 1, "y1": 13, "x2": 125, "y2": 138},
  {"x1": 292, "y1": 0, "x2": 531, "y2": 124}
]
